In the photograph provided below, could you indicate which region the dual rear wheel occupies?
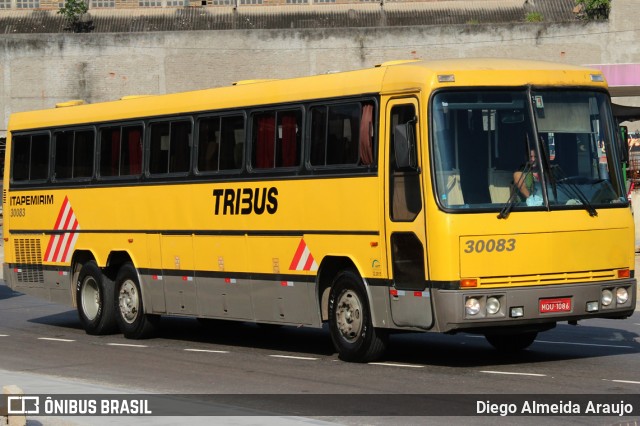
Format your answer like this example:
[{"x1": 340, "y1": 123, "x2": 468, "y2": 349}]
[{"x1": 76, "y1": 261, "x2": 157, "y2": 338}]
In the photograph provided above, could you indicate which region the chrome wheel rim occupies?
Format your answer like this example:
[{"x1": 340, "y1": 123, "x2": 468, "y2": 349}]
[
  {"x1": 335, "y1": 289, "x2": 363, "y2": 343},
  {"x1": 81, "y1": 277, "x2": 100, "y2": 321},
  {"x1": 118, "y1": 279, "x2": 139, "y2": 324}
]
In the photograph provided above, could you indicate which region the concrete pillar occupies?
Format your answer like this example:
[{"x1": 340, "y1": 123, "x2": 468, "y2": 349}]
[{"x1": 1, "y1": 385, "x2": 26, "y2": 426}]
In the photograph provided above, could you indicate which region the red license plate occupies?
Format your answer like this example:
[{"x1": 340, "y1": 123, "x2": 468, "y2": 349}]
[{"x1": 539, "y1": 297, "x2": 572, "y2": 313}]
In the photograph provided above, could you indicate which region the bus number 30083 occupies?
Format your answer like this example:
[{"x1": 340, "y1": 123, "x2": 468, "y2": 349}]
[{"x1": 463, "y1": 238, "x2": 516, "y2": 253}]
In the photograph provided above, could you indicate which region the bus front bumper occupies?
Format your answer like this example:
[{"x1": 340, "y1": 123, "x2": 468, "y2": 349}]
[{"x1": 433, "y1": 279, "x2": 636, "y2": 333}]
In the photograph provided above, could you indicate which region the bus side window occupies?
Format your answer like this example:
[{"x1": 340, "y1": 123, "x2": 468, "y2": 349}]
[
  {"x1": 309, "y1": 101, "x2": 375, "y2": 167},
  {"x1": 12, "y1": 133, "x2": 50, "y2": 182},
  {"x1": 54, "y1": 129, "x2": 94, "y2": 180},
  {"x1": 198, "y1": 117, "x2": 221, "y2": 172},
  {"x1": 100, "y1": 125, "x2": 142, "y2": 177},
  {"x1": 149, "y1": 120, "x2": 192, "y2": 175},
  {"x1": 221, "y1": 116, "x2": 244, "y2": 171},
  {"x1": 252, "y1": 109, "x2": 301, "y2": 170}
]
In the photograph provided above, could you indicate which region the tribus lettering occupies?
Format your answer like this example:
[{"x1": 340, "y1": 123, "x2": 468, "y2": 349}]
[{"x1": 212, "y1": 187, "x2": 278, "y2": 215}]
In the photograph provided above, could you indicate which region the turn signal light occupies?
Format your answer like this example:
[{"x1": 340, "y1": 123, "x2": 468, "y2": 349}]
[
  {"x1": 617, "y1": 268, "x2": 630, "y2": 279},
  {"x1": 460, "y1": 279, "x2": 478, "y2": 288}
]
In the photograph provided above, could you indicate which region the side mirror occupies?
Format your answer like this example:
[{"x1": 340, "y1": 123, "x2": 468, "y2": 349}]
[
  {"x1": 620, "y1": 125, "x2": 629, "y2": 163},
  {"x1": 394, "y1": 119, "x2": 416, "y2": 169}
]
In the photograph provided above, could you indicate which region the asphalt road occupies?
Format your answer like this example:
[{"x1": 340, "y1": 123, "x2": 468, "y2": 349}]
[{"x1": 0, "y1": 279, "x2": 639, "y2": 426}]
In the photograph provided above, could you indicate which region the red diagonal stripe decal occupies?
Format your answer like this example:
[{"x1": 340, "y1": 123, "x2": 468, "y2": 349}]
[{"x1": 289, "y1": 239, "x2": 306, "y2": 270}]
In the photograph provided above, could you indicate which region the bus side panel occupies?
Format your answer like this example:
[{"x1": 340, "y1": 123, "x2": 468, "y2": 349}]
[
  {"x1": 249, "y1": 236, "x2": 317, "y2": 325},
  {"x1": 193, "y1": 235, "x2": 253, "y2": 320},
  {"x1": 160, "y1": 235, "x2": 197, "y2": 315},
  {"x1": 142, "y1": 233, "x2": 166, "y2": 314}
]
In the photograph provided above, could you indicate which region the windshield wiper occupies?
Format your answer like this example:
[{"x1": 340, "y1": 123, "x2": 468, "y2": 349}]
[
  {"x1": 497, "y1": 162, "x2": 531, "y2": 219},
  {"x1": 551, "y1": 165, "x2": 598, "y2": 217}
]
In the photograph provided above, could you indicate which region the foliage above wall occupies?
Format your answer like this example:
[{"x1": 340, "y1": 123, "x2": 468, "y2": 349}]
[
  {"x1": 58, "y1": 0, "x2": 93, "y2": 33},
  {"x1": 575, "y1": 0, "x2": 611, "y2": 20}
]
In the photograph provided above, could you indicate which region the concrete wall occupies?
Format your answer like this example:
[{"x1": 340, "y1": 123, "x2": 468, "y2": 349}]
[{"x1": 2, "y1": 0, "x2": 640, "y2": 136}]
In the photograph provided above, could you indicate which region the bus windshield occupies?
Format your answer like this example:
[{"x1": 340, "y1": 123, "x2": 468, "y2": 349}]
[{"x1": 431, "y1": 89, "x2": 626, "y2": 212}]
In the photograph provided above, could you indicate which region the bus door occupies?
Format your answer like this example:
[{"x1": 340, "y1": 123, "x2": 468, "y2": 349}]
[{"x1": 385, "y1": 98, "x2": 433, "y2": 329}]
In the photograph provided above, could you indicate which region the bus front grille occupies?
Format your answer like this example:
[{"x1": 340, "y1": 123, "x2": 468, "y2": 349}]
[{"x1": 478, "y1": 269, "x2": 618, "y2": 287}]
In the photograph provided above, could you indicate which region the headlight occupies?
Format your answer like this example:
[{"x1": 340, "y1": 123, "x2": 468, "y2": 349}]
[
  {"x1": 486, "y1": 297, "x2": 500, "y2": 315},
  {"x1": 616, "y1": 287, "x2": 629, "y2": 304},
  {"x1": 601, "y1": 289, "x2": 613, "y2": 306},
  {"x1": 465, "y1": 298, "x2": 481, "y2": 316}
]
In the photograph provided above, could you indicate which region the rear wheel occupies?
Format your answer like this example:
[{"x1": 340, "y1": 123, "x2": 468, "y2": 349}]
[
  {"x1": 76, "y1": 261, "x2": 118, "y2": 335},
  {"x1": 328, "y1": 269, "x2": 387, "y2": 362},
  {"x1": 485, "y1": 331, "x2": 538, "y2": 353},
  {"x1": 114, "y1": 262, "x2": 159, "y2": 339}
]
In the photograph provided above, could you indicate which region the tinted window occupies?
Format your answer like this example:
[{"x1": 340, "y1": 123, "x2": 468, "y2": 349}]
[
  {"x1": 149, "y1": 120, "x2": 192, "y2": 175},
  {"x1": 252, "y1": 109, "x2": 302, "y2": 169},
  {"x1": 198, "y1": 115, "x2": 244, "y2": 172},
  {"x1": 12, "y1": 134, "x2": 49, "y2": 182},
  {"x1": 309, "y1": 101, "x2": 375, "y2": 167},
  {"x1": 100, "y1": 125, "x2": 143, "y2": 177},
  {"x1": 54, "y1": 129, "x2": 94, "y2": 180}
]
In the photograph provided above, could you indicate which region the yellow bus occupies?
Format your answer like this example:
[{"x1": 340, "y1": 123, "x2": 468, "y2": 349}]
[{"x1": 3, "y1": 59, "x2": 636, "y2": 362}]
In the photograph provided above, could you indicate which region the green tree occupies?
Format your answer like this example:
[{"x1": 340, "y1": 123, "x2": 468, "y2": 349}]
[
  {"x1": 58, "y1": 0, "x2": 92, "y2": 33},
  {"x1": 575, "y1": 0, "x2": 611, "y2": 20}
]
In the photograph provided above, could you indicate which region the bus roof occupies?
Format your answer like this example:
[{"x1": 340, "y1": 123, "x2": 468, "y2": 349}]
[{"x1": 8, "y1": 58, "x2": 607, "y2": 132}]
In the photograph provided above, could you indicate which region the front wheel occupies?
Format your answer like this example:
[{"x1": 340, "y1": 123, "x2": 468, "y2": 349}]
[
  {"x1": 328, "y1": 270, "x2": 387, "y2": 362},
  {"x1": 76, "y1": 260, "x2": 118, "y2": 335},
  {"x1": 114, "y1": 262, "x2": 159, "y2": 339},
  {"x1": 485, "y1": 331, "x2": 537, "y2": 353}
]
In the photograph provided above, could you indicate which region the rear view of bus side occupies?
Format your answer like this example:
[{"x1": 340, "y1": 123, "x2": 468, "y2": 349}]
[{"x1": 3, "y1": 59, "x2": 636, "y2": 362}]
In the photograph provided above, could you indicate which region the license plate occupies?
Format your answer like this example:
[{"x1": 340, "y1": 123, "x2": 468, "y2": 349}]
[{"x1": 539, "y1": 297, "x2": 572, "y2": 313}]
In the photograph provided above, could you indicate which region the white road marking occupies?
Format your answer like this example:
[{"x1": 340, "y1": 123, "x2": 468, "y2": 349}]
[
  {"x1": 106, "y1": 343, "x2": 148, "y2": 348},
  {"x1": 37, "y1": 337, "x2": 75, "y2": 342},
  {"x1": 184, "y1": 349, "x2": 229, "y2": 354},
  {"x1": 480, "y1": 370, "x2": 546, "y2": 377},
  {"x1": 0, "y1": 334, "x2": 9, "y2": 337},
  {"x1": 269, "y1": 355, "x2": 318, "y2": 361},
  {"x1": 604, "y1": 379, "x2": 640, "y2": 385},
  {"x1": 369, "y1": 362, "x2": 424, "y2": 368},
  {"x1": 536, "y1": 340, "x2": 633, "y2": 349}
]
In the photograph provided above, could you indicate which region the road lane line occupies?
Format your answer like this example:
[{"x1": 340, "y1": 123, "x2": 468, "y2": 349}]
[
  {"x1": 480, "y1": 370, "x2": 546, "y2": 377},
  {"x1": 269, "y1": 355, "x2": 318, "y2": 361},
  {"x1": 184, "y1": 349, "x2": 229, "y2": 354},
  {"x1": 0, "y1": 334, "x2": 9, "y2": 337},
  {"x1": 604, "y1": 379, "x2": 640, "y2": 385},
  {"x1": 369, "y1": 362, "x2": 424, "y2": 368},
  {"x1": 37, "y1": 337, "x2": 75, "y2": 342},
  {"x1": 535, "y1": 340, "x2": 633, "y2": 349},
  {"x1": 106, "y1": 343, "x2": 148, "y2": 348}
]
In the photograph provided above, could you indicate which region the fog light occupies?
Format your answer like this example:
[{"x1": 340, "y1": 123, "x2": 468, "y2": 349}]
[
  {"x1": 465, "y1": 298, "x2": 481, "y2": 316},
  {"x1": 586, "y1": 301, "x2": 599, "y2": 312},
  {"x1": 616, "y1": 287, "x2": 629, "y2": 304},
  {"x1": 510, "y1": 306, "x2": 524, "y2": 318},
  {"x1": 486, "y1": 297, "x2": 500, "y2": 315},
  {"x1": 601, "y1": 289, "x2": 613, "y2": 306}
]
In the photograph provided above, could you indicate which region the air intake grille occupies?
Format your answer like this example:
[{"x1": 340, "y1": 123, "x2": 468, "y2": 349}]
[{"x1": 14, "y1": 238, "x2": 44, "y2": 283}]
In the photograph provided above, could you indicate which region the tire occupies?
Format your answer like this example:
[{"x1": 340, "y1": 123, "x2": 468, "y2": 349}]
[
  {"x1": 114, "y1": 262, "x2": 159, "y2": 339},
  {"x1": 485, "y1": 331, "x2": 538, "y2": 353},
  {"x1": 328, "y1": 269, "x2": 387, "y2": 362},
  {"x1": 76, "y1": 260, "x2": 118, "y2": 335}
]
